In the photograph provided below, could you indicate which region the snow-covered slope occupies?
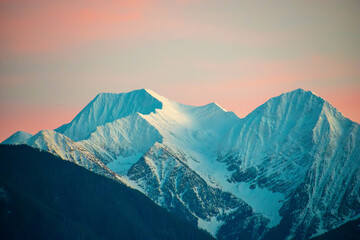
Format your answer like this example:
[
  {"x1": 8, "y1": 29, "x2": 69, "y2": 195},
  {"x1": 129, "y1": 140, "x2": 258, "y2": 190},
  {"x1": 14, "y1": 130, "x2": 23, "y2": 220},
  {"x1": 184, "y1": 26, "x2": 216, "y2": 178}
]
[
  {"x1": 1, "y1": 131, "x2": 33, "y2": 145},
  {"x1": 25, "y1": 130, "x2": 119, "y2": 180},
  {"x1": 220, "y1": 89, "x2": 325, "y2": 194},
  {"x1": 56, "y1": 89, "x2": 163, "y2": 141},
  {"x1": 2, "y1": 88, "x2": 359, "y2": 240},
  {"x1": 80, "y1": 113, "x2": 163, "y2": 173},
  {"x1": 219, "y1": 89, "x2": 360, "y2": 239}
]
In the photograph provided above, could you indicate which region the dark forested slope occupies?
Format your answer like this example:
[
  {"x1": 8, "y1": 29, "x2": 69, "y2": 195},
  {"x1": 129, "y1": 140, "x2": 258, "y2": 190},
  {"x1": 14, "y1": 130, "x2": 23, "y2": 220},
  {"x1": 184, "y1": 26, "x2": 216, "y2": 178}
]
[
  {"x1": 311, "y1": 218, "x2": 360, "y2": 240},
  {"x1": 0, "y1": 145, "x2": 215, "y2": 240}
]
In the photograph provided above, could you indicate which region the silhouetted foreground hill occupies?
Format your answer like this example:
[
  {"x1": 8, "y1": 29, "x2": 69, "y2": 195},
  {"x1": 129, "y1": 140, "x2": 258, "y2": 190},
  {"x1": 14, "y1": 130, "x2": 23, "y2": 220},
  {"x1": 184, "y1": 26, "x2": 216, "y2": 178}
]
[
  {"x1": 0, "y1": 145, "x2": 215, "y2": 240},
  {"x1": 311, "y1": 218, "x2": 360, "y2": 240}
]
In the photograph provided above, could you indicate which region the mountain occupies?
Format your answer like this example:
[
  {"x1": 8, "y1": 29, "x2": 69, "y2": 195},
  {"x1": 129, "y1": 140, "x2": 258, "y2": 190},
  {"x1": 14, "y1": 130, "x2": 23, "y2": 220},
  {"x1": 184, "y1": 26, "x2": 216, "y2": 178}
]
[
  {"x1": 55, "y1": 89, "x2": 163, "y2": 141},
  {"x1": 218, "y1": 89, "x2": 360, "y2": 239},
  {"x1": 2, "y1": 88, "x2": 359, "y2": 240},
  {"x1": 27, "y1": 129, "x2": 121, "y2": 180},
  {"x1": 1, "y1": 131, "x2": 33, "y2": 145},
  {"x1": 221, "y1": 89, "x2": 360, "y2": 238},
  {"x1": 0, "y1": 144, "x2": 215, "y2": 240}
]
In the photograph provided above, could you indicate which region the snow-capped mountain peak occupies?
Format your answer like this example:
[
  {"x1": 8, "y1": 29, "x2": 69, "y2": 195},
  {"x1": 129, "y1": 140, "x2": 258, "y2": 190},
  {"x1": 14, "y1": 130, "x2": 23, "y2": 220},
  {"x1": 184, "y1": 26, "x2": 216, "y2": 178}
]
[
  {"x1": 55, "y1": 89, "x2": 164, "y2": 141},
  {"x1": 2, "y1": 88, "x2": 359, "y2": 240}
]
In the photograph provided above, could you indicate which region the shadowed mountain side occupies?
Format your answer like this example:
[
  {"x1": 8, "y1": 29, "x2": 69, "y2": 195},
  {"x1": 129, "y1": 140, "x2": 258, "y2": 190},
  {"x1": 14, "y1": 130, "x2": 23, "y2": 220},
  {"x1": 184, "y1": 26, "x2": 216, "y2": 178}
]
[
  {"x1": 0, "y1": 145, "x2": 215, "y2": 240},
  {"x1": 312, "y1": 218, "x2": 360, "y2": 240}
]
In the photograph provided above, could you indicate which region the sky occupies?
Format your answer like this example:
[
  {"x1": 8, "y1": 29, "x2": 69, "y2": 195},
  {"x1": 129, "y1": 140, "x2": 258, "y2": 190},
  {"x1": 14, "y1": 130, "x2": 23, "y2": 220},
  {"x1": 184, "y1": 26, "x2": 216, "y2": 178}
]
[{"x1": 0, "y1": 0, "x2": 359, "y2": 141}]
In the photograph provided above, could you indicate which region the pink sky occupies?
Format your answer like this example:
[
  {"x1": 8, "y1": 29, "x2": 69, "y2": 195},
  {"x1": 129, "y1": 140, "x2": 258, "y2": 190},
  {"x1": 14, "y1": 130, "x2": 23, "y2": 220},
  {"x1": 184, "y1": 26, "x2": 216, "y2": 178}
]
[{"x1": 0, "y1": 0, "x2": 359, "y2": 141}]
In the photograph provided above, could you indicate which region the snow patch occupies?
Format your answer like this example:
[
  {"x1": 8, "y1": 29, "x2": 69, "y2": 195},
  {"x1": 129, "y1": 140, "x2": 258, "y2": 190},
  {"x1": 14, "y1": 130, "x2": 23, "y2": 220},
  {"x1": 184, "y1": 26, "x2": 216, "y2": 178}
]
[
  {"x1": 198, "y1": 216, "x2": 224, "y2": 237},
  {"x1": 234, "y1": 182, "x2": 284, "y2": 227},
  {"x1": 107, "y1": 154, "x2": 143, "y2": 175}
]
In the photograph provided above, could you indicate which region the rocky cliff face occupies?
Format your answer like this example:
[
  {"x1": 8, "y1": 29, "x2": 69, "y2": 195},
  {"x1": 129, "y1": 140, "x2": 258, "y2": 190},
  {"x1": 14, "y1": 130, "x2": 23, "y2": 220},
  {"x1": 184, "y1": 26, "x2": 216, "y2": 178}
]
[{"x1": 127, "y1": 142, "x2": 269, "y2": 236}]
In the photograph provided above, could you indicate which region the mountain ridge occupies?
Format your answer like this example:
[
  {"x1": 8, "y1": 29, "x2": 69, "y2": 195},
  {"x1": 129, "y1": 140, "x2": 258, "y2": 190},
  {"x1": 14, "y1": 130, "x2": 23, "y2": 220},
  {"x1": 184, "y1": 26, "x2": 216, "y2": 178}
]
[
  {"x1": 2, "y1": 88, "x2": 359, "y2": 240},
  {"x1": 55, "y1": 89, "x2": 163, "y2": 141},
  {"x1": 0, "y1": 144, "x2": 215, "y2": 240}
]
